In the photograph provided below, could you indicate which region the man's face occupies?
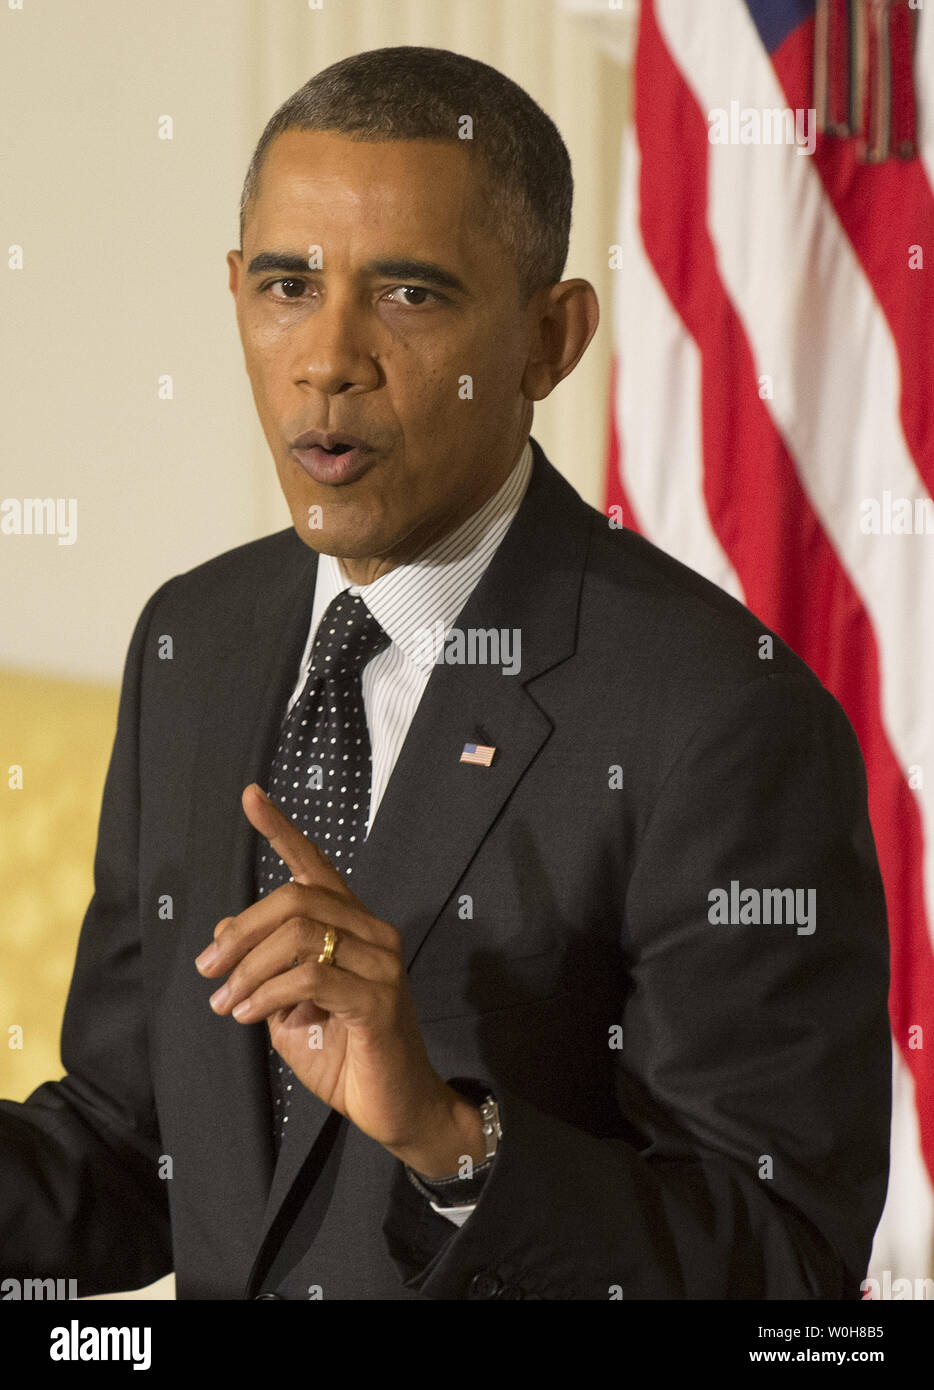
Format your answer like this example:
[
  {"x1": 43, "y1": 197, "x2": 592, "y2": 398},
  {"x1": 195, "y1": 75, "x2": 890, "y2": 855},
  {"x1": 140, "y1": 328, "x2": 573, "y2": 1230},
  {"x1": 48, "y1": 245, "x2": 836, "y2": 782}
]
[{"x1": 228, "y1": 129, "x2": 538, "y2": 576}]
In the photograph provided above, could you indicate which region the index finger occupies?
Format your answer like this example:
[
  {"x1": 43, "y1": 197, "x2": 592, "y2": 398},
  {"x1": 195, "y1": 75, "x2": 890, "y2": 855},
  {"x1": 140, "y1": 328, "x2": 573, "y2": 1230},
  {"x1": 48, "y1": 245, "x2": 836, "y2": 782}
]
[{"x1": 241, "y1": 782, "x2": 345, "y2": 890}]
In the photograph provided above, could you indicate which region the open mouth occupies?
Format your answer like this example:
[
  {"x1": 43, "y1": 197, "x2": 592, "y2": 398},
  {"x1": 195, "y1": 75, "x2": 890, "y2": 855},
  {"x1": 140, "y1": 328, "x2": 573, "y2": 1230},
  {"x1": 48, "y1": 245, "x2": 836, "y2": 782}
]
[{"x1": 290, "y1": 434, "x2": 376, "y2": 486}]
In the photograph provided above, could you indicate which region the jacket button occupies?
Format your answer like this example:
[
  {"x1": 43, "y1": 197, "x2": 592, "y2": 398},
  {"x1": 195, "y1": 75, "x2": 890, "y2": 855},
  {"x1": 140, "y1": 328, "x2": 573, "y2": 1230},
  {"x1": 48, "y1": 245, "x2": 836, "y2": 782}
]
[
  {"x1": 468, "y1": 1272, "x2": 503, "y2": 1300},
  {"x1": 254, "y1": 1292, "x2": 282, "y2": 1300}
]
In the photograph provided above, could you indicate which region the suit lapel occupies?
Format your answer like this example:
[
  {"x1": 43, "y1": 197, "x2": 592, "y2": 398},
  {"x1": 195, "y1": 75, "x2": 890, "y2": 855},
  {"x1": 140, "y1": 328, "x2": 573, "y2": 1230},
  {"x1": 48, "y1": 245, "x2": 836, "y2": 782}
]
[
  {"x1": 253, "y1": 443, "x2": 594, "y2": 1260},
  {"x1": 172, "y1": 531, "x2": 319, "y2": 1274}
]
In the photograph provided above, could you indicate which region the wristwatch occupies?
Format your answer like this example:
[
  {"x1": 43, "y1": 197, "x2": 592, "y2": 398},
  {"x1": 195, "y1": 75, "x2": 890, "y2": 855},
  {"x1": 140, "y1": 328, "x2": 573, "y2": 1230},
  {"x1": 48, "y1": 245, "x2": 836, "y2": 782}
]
[
  {"x1": 477, "y1": 1093, "x2": 503, "y2": 1159},
  {"x1": 405, "y1": 1090, "x2": 502, "y2": 1207}
]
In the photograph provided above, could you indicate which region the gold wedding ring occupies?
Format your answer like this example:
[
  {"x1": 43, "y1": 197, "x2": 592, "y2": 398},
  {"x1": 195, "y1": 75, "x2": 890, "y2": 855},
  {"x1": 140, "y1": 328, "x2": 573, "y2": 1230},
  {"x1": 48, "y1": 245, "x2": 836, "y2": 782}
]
[{"x1": 317, "y1": 927, "x2": 339, "y2": 967}]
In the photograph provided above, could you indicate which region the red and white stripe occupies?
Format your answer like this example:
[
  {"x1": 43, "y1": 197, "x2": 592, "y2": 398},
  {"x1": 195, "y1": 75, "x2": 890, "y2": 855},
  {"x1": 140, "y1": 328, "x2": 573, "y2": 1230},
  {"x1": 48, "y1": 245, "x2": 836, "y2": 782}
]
[{"x1": 607, "y1": 0, "x2": 934, "y2": 1284}]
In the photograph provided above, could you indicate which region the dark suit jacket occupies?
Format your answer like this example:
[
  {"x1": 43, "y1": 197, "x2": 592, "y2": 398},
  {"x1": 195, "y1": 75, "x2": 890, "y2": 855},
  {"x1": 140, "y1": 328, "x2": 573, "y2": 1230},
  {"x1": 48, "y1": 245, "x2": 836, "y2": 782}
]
[{"x1": 0, "y1": 440, "x2": 891, "y2": 1299}]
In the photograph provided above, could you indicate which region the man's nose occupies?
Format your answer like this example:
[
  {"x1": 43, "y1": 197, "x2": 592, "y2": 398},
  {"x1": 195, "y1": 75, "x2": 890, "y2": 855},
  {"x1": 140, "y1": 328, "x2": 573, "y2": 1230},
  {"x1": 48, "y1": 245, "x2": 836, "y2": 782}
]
[{"x1": 293, "y1": 292, "x2": 381, "y2": 396}]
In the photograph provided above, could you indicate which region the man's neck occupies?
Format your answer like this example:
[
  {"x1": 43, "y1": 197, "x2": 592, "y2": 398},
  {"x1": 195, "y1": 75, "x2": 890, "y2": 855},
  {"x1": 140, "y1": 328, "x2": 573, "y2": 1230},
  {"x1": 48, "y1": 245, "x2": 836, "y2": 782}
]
[{"x1": 338, "y1": 438, "x2": 529, "y2": 587}]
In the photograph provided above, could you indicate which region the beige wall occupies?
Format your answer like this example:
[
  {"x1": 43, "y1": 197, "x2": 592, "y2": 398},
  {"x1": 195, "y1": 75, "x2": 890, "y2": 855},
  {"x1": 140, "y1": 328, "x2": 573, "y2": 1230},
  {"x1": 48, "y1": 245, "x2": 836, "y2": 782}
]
[{"x1": 1, "y1": 0, "x2": 632, "y2": 684}]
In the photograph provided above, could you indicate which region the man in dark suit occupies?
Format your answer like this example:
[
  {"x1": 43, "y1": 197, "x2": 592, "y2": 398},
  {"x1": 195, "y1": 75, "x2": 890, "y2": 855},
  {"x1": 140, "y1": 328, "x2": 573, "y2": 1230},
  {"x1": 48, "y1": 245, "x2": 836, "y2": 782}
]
[{"x1": 0, "y1": 47, "x2": 890, "y2": 1300}]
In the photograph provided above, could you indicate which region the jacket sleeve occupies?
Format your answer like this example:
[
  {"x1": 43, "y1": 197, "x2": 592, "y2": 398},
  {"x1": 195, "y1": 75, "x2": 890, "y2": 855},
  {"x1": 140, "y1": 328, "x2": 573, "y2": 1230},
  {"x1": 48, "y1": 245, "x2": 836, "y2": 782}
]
[
  {"x1": 383, "y1": 672, "x2": 892, "y2": 1299},
  {"x1": 0, "y1": 585, "x2": 173, "y2": 1296}
]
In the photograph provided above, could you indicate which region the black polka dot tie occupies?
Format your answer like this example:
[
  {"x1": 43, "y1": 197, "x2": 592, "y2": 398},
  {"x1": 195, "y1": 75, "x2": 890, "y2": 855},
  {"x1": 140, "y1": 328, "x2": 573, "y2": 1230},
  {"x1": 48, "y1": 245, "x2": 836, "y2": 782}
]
[{"x1": 255, "y1": 591, "x2": 390, "y2": 1154}]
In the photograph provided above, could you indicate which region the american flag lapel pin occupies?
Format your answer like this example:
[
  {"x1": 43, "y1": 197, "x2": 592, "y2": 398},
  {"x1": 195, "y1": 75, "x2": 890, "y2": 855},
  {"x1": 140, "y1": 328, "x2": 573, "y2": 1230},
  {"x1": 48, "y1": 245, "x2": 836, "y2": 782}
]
[{"x1": 460, "y1": 741, "x2": 496, "y2": 767}]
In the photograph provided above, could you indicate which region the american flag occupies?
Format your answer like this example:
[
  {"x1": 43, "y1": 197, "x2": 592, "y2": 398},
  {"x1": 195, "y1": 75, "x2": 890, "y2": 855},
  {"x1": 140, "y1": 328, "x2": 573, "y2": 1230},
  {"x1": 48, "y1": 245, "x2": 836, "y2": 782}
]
[
  {"x1": 606, "y1": 0, "x2": 934, "y2": 1285},
  {"x1": 460, "y1": 741, "x2": 497, "y2": 766}
]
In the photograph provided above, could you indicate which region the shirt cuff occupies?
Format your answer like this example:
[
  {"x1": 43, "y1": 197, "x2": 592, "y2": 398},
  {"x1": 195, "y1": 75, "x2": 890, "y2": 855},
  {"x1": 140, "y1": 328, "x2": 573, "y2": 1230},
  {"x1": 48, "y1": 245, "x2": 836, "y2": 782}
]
[{"x1": 429, "y1": 1199, "x2": 477, "y2": 1227}]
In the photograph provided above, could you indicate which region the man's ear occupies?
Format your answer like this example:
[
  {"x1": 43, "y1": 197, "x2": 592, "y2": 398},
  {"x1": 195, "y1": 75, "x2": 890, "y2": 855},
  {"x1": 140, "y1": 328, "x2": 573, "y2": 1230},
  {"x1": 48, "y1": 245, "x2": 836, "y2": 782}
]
[
  {"x1": 521, "y1": 279, "x2": 600, "y2": 402},
  {"x1": 227, "y1": 249, "x2": 243, "y2": 298}
]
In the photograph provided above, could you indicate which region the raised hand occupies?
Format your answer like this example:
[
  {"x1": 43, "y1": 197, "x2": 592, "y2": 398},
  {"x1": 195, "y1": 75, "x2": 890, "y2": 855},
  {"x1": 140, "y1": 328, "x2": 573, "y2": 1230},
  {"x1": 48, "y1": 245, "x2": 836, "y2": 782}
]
[{"x1": 194, "y1": 783, "x2": 485, "y2": 1178}]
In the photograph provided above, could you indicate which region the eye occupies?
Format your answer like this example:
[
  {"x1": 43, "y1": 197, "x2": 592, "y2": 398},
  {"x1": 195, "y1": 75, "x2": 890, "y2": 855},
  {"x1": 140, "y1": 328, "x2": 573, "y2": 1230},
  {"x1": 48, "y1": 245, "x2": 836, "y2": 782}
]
[
  {"x1": 266, "y1": 278, "x2": 309, "y2": 300},
  {"x1": 384, "y1": 285, "x2": 438, "y2": 308}
]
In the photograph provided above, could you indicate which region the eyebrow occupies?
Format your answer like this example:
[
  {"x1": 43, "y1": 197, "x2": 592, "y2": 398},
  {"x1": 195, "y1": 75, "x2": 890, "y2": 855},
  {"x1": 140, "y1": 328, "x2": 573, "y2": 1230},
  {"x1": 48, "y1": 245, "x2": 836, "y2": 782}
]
[{"x1": 245, "y1": 252, "x2": 469, "y2": 295}]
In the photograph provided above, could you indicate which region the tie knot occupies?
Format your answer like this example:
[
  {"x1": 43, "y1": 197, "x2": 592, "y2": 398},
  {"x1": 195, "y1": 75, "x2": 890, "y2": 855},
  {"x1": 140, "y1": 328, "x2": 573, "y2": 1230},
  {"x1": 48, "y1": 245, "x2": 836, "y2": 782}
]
[{"x1": 308, "y1": 592, "x2": 389, "y2": 680}]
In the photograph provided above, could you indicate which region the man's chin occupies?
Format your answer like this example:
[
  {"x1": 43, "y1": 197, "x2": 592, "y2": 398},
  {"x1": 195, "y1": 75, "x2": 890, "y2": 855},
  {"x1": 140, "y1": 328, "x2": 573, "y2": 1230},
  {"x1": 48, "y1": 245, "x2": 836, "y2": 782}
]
[
  {"x1": 289, "y1": 518, "x2": 392, "y2": 565},
  {"x1": 292, "y1": 525, "x2": 359, "y2": 556}
]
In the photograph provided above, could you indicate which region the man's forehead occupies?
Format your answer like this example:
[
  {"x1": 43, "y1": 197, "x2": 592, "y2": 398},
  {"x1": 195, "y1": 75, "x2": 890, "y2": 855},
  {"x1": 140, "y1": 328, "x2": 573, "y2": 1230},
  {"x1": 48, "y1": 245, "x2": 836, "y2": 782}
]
[
  {"x1": 257, "y1": 128, "x2": 483, "y2": 222},
  {"x1": 245, "y1": 128, "x2": 502, "y2": 278}
]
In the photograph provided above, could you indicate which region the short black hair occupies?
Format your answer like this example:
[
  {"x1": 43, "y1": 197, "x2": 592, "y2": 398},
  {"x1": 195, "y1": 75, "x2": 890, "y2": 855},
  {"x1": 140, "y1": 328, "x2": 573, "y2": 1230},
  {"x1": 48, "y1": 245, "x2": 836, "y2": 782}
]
[{"x1": 239, "y1": 46, "x2": 573, "y2": 304}]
